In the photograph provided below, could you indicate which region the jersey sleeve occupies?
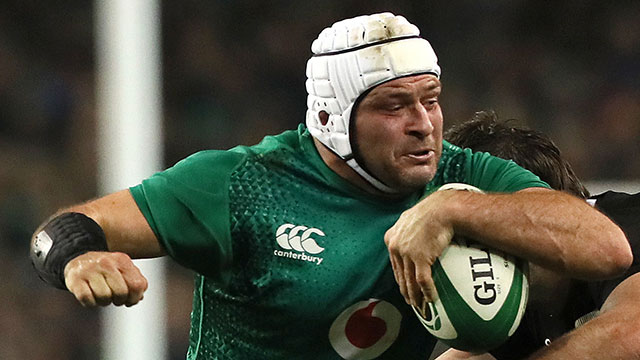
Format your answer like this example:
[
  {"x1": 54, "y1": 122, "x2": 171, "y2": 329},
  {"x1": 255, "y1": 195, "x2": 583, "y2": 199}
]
[
  {"x1": 129, "y1": 149, "x2": 247, "y2": 278},
  {"x1": 587, "y1": 191, "x2": 640, "y2": 307},
  {"x1": 465, "y1": 149, "x2": 550, "y2": 193}
]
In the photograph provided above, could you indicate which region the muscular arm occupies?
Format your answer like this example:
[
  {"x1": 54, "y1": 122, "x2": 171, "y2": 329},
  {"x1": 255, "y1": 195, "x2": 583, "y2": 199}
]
[
  {"x1": 527, "y1": 273, "x2": 640, "y2": 360},
  {"x1": 63, "y1": 189, "x2": 164, "y2": 258},
  {"x1": 385, "y1": 187, "x2": 631, "y2": 307},
  {"x1": 37, "y1": 189, "x2": 164, "y2": 307},
  {"x1": 444, "y1": 188, "x2": 630, "y2": 278}
]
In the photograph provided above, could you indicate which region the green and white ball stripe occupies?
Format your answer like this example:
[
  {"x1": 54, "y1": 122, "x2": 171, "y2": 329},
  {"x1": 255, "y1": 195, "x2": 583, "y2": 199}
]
[{"x1": 414, "y1": 183, "x2": 529, "y2": 352}]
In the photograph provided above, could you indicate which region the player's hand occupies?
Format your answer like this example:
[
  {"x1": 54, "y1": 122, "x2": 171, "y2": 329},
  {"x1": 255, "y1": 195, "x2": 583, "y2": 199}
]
[
  {"x1": 384, "y1": 190, "x2": 455, "y2": 307},
  {"x1": 64, "y1": 251, "x2": 148, "y2": 307}
]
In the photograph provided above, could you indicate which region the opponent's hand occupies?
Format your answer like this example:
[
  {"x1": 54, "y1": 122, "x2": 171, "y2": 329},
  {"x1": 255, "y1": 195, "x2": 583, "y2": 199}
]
[
  {"x1": 384, "y1": 190, "x2": 456, "y2": 307},
  {"x1": 64, "y1": 251, "x2": 148, "y2": 307}
]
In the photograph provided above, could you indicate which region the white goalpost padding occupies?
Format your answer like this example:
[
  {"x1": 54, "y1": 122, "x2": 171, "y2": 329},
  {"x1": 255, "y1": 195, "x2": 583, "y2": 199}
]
[{"x1": 95, "y1": 0, "x2": 167, "y2": 359}]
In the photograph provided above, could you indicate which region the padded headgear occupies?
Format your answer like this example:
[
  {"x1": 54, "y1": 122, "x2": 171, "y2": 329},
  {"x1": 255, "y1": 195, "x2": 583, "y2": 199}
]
[{"x1": 305, "y1": 12, "x2": 441, "y2": 192}]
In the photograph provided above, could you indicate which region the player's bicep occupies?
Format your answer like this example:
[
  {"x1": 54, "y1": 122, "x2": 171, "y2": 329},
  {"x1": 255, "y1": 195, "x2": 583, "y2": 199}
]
[{"x1": 66, "y1": 189, "x2": 165, "y2": 258}]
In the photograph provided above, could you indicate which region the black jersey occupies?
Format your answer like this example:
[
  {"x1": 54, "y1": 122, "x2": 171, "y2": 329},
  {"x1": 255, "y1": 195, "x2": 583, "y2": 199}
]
[
  {"x1": 491, "y1": 191, "x2": 640, "y2": 359},
  {"x1": 587, "y1": 191, "x2": 640, "y2": 307}
]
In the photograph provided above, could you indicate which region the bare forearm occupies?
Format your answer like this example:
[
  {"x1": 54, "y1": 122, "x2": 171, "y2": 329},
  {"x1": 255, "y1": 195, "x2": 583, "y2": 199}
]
[
  {"x1": 31, "y1": 189, "x2": 162, "y2": 307},
  {"x1": 49, "y1": 189, "x2": 164, "y2": 258},
  {"x1": 527, "y1": 318, "x2": 625, "y2": 359},
  {"x1": 528, "y1": 275, "x2": 640, "y2": 359},
  {"x1": 440, "y1": 188, "x2": 631, "y2": 279}
]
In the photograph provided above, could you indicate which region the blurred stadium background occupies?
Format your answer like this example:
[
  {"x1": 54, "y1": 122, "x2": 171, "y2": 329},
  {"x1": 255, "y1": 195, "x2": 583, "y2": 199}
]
[{"x1": 1, "y1": 1, "x2": 639, "y2": 359}]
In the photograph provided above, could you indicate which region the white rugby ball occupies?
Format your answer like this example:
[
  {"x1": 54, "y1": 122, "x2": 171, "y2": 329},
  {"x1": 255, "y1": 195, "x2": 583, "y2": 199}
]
[{"x1": 413, "y1": 183, "x2": 529, "y2": 352}]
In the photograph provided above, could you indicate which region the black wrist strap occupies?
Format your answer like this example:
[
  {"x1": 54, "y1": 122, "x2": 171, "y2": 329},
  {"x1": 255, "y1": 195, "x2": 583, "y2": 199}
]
[{"x1": 30, "y1": 212, "x2": 108, "y2": 290}]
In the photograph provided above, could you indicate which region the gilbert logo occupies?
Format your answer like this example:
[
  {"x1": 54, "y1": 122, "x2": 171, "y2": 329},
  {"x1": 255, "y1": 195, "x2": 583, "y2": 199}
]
[
  {"x1": 273, "y1": 223, "x2": 325, "y2": 265},
  {"x1": 469, "y1": 248, "x2": 498, "y2": 305}
]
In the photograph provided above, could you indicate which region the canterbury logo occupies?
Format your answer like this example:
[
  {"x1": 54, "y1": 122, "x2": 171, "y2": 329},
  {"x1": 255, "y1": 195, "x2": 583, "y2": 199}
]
[
  {"x1": 275, "y1": 224, "x2": 325, "y2": 254},
  {"x1": 273, "y1": 223, "x2": 325, "y2": 265}
]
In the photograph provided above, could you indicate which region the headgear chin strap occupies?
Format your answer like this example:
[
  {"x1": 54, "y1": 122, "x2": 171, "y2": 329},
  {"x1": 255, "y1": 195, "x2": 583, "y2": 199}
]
[{"x1": 305, "y1": 13, "x2": 441, "y2": 193}]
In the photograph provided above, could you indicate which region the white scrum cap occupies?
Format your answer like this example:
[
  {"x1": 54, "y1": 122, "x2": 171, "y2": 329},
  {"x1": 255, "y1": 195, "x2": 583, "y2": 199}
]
[{"x1": 305, "y1": 12, "x2": 441, "y2": 192}]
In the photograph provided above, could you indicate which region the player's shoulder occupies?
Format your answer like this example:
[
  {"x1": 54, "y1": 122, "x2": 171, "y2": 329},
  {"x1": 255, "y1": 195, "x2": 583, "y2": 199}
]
[
  {"x1": 230, "y1": 125, "x2": 305, "y2": 158},
  {"x1": 172, "y1": 149, "x2": 247, "y2": 171},
  {"x1": 591, "y1": 190, "x2": 640, "y2": 250},
  {"x1": 591, "y1": 190, "x2": 640, "y2": 211},
  {"x1": 590, "y1": 191, "x2": 640, "y2": 237},
  {"x1": 175, "y1": 126, "x2": 303, "y2": 168}
]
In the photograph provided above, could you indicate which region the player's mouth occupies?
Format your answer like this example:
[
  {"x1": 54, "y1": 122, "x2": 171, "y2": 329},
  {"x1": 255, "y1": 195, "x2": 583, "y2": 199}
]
[{"x1": 405, "y1": 149, "x2": 434, "y2": 163}]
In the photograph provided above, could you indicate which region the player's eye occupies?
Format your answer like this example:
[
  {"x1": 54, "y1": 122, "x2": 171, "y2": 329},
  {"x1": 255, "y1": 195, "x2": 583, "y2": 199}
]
[
  {"x1": 378, "y1": 102, "x2": 403, "y2": 112},
  {"x1": 422, "y1": 98, "x2": 438, "y2": 110}
]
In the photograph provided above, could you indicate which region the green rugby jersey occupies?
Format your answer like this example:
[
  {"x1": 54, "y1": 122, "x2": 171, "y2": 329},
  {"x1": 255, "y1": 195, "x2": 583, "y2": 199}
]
[{"x1": 130, "y1": 124, "x2": 548, "y2": 359}]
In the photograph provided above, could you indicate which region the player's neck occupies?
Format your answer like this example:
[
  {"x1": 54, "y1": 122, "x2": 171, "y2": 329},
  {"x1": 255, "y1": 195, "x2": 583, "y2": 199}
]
[{"x1": 313, "y1": 138, "x2": 386, "y2": 196}]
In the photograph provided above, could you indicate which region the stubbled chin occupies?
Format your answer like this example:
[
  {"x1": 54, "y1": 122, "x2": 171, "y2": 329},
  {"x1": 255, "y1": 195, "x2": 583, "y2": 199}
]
[{"x1": 393, "y1": 166, "x2": 437, "y2": 189}]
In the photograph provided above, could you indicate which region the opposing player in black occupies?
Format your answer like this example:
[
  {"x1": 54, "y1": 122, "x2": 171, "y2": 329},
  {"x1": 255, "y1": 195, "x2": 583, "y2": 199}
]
[{"x1": 439, "y1": 111, "x2": 640, "y2": 359}]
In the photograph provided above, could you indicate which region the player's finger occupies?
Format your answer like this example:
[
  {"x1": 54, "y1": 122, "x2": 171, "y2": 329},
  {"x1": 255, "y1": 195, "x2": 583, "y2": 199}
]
[
  {"x1": 120, "y1": 263, "x2": 148, "y2": 307},
  {"x1": 404, "y1": 260, "x2": 422, "y2": 307},
  {"x1": 69, "y1": 280, "x2": 97, "y2": 307},
  {"x1": 384, "y1": 227, "x2": 396, "y2": 247},
  {"x1": 103, "y1": 270, "x2": 129, "y2": 306},
  {"x1": 126, "y1": 294, "x2": 144, "y2": 307},
  {"x1": 87, "y1": 274, "x2": 114, "y2": 306},
  {"x1": 389, "y1": 253, "x2": 401, "y2": 285},
  {"x1": 392, "y1": 255, "x2": 410, "y2": 304},
  {"x1": 123, "y1": 280, "x2": 146, "y2": 307},
  {"x1": 417, "y1": 265, "x2": 438, "y2": 303},
  {"x1": 418, "y1": 299, "x2": 429, "y2": 320}
]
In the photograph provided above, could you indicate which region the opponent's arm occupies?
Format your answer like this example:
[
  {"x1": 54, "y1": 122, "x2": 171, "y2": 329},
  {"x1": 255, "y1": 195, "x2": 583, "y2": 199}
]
[
  {"x1": 31, "y1": 189, "x2": 164, "y2": 307},
  {"x1": 385, "y1": 187, "x2": 631, "y2": 307},
  {"x1": 527, "y1": 273, "x2": 640, "y2": 360}
]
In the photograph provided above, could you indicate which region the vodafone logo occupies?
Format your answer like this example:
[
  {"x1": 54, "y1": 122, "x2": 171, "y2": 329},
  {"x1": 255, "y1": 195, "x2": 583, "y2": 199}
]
[
  {"x1": 273, "y1": 223, "x2": 325, "y2": 265},
  {"x1": 329, "y1": 299, "x2": 402, "y2": 359}
]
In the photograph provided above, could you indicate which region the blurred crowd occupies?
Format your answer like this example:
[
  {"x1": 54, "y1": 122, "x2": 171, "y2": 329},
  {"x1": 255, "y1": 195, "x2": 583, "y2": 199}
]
[{"x1": 1, "y1": 1, "x2": 639, "y2": 359}]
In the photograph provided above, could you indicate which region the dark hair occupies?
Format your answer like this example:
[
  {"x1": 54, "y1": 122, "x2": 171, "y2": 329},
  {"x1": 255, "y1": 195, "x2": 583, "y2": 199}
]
[{"x1": 445, "y1": 111, "x2": 590, "y2": 198}]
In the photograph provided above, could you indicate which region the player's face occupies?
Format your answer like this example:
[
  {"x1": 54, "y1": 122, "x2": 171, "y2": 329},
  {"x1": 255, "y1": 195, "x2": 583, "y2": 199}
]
[{"x1": 353, "y1": 74, "x2": 443, "y2": 193}]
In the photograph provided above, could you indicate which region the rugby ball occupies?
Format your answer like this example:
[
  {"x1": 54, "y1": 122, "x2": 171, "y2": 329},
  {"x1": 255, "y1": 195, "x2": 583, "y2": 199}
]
[{"x1": 413, "y1": 183, "x2": 529, "y2": 352}]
